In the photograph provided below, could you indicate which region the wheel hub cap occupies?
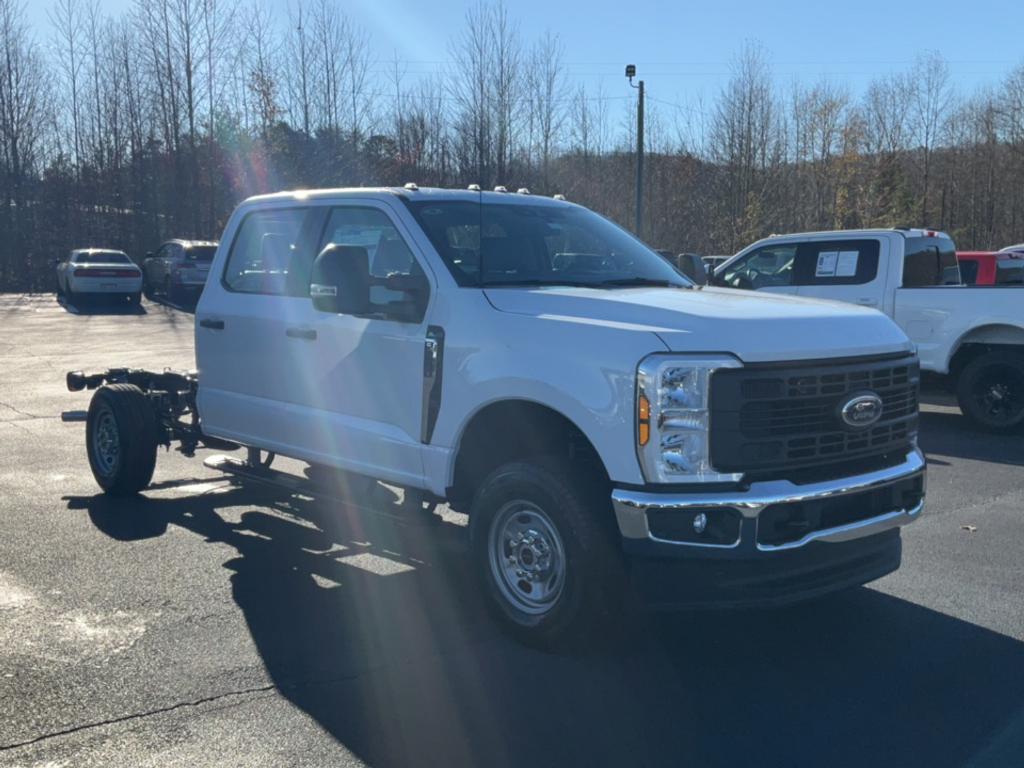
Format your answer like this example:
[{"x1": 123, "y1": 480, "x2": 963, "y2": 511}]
[
  {"x1": 489, "y1": 501, "x2": 566, "y2": 616},
  {"x1": 93, "y1": 409, "x2": 120, "y2": 475}
]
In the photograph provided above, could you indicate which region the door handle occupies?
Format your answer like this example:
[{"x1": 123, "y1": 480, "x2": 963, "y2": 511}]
[
  {"x1": 286, "y1": 327, "x2": 317, "y2": 341},
  {"x1": 856, "y1": 298, "x2": 877, "y2": 306},
  {"x1": 199, "y1": 318, "x2": 225, "y2": 330}
]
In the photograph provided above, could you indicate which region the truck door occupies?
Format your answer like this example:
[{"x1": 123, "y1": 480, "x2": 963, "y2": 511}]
[
  {"x1": 793, "y1": 238, "x2": 888, "y2": 309},
  {"x1": 289, "y1": 202, "x2": 434, "y2": 488},
  {"x1": 195, "y1": 205, "x2": 326, "y2": 454}
]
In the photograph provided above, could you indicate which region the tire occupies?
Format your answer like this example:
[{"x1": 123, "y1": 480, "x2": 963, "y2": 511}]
[
  {"x1": 469, "y1": 458, "x2": 622, "y2": 647},
  {"x1": 163, "y1": 277, "x2": 174, "y2": 303},
  {"x1": 128, "y1": 292, "x2": 142, "y2": 305},
  {"x1": 143, "y1": 281, "x2": 154, "y2": 300},
  {"x1": 956, "y1": 351, "x2": 1024, "y2": 433},
  {"x1": 86, "y1": 384, "x2": 160, "y2": 495}
]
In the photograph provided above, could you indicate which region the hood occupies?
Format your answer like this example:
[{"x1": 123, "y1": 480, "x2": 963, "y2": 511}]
[{"x1": 484, "y1": 285, "x2": 911, "y2": 363}]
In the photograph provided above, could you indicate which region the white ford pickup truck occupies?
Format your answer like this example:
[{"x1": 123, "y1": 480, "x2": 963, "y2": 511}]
[
  {"x1": 715, "y1": 228, "x2": 1024, "y2": 432},
  {"x1": 67, "y1": 188, "x2": 926, "y2": 645}
]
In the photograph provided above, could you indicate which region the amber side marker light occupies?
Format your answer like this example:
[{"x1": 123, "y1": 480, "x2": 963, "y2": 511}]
[{"x1": 638, "y1": 393, "x2": 650, "y2": 446}]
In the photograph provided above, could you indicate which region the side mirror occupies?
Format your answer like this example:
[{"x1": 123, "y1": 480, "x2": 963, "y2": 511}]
[
  {"x1": 310, "y1": 244, "x2": 370, "y2": 315},
  {"x1": 677, "y1": 253, "x2": 709, "y2": 285},
  {"x1": 145, "y1": 251, "x2": 154, "y2": 259}
]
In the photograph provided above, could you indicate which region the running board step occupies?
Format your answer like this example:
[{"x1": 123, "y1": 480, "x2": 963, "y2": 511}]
[{"x1": 203, "y1": 454, "x2": 435, "y2": 526}]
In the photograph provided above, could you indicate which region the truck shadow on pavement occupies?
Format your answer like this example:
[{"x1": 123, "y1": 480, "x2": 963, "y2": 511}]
[
  {"x1": 56, "y1": 295, "x2": 146, "y2": 316},
  {"x1": 918, "y1": 410, "x2": 1024, "y2": 466},
  {"x1": 68, "y1": 483, "x2": 1024, "y2": 768}
]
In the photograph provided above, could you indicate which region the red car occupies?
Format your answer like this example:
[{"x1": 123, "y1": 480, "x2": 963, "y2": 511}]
[{"x1": 956, "y1": 250, "x2": 1024, "y2": 285}]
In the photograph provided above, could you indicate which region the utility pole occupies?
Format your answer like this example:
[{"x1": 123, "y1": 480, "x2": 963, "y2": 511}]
[{"x1": 626, "y1": 64, "x2": 645, "y2": 238}]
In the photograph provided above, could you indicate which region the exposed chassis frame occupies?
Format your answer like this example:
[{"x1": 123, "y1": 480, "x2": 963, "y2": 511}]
[{"x1": 66, "y1": 368, "x2": 237, "y2": 457}]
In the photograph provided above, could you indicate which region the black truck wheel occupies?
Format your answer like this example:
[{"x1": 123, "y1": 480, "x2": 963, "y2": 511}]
[
  {"x1": 86, "y1": 384, "x2": 160, "y2": 495},
  {"x1": 469, "y1": 458, "x2": 621, "y2": 647},
  {"x1": 956, "y1": 351, "x2": 1024, "y2": 433}
]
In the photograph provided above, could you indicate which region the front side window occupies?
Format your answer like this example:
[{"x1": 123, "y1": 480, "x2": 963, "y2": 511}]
[
  {"x1": 224, "y1": 208, "x2": 313, "y2": 295},
  {"x1": 721, "y1": 245, "x2": 797, "y2": 289},
  {"x1": 318, "y1": 206, "x2": 427, "y2": 314},
  {"x1": 406, "y1": 200, "x2": 691, "y2": 289}
]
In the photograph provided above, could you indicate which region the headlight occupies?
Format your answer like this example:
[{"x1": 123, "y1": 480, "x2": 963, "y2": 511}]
[{"x1": 636, "y1": 354, "x2": 743, "y2": 484}]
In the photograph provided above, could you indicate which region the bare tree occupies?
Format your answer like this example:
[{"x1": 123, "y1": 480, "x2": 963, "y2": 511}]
[
  {"x1": 524, "y1": 30, "x2": 564, "y2": 189},
  {"x1": 911, "y1": 51, "x2": 952, "y2": 224},
  {"x1": 48, "y1": 0, "x2": 84, "y2": 176}
]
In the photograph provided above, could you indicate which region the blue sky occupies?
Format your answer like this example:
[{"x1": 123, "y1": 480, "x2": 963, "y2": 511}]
[{"x1": 26, "y1": 0, "x2": 1024, "y2": 109}]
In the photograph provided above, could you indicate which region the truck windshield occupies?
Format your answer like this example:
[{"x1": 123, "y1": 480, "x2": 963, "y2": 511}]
[{"x1": 406, "y1": 200, "x2": 691, "y2": 289}]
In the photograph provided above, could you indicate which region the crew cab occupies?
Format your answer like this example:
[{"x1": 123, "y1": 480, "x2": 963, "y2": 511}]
[
  {"x1": 957, "y1": 250, "x2": 1024, "y2": 286},
  {"x1": 716, "y1": 229, "x2": 1024, "y2": 432},
  {"x1": 56, "y1": 248, "x2": 143, "y2": 304},
  {"x1": 66, "y1": 188, "x2": 926, "y2": 645},
  {"x1": 142, "y1": 239, "x2": 218, "y2": 304}
]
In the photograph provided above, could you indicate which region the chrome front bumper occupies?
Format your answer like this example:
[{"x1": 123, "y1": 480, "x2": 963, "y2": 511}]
[{"x1": 612, "y1": 448, "x2": 926, "y2": 553}]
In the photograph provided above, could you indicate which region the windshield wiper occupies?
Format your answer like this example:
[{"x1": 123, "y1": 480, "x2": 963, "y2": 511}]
[{"x1": 595, "y1": 277, "x2": 690, "y2": 289}]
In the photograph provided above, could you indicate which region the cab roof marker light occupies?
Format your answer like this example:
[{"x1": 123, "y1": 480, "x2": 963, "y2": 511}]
[
  {"x1": 404, "y1": 182, "x2": 419, "y2": 191},
  {"x1": 553, "y1": 194, "x2": 566, "y2": 201},
  {"x1": 516, "y1": 187, "x2": 530, "y2": 195},
  {"x1": 467, "y1": 183, "x2": 481, "y2": 191},
  {"x1": 494, "y1": 186, "x2": 508, "y2": 193}
]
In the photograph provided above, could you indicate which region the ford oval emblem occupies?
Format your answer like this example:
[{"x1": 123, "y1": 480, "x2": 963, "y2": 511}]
[{"x1": 840, "y1": 393, "x2": 884, "y2": 429}]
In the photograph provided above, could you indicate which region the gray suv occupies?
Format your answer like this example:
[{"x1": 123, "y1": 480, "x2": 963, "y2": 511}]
[{"x1": 142, "y1": 239, "x2": 218, "y2": 304}]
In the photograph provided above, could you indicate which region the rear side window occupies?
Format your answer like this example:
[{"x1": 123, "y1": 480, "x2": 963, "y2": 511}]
[
  {"x1": 903, "y1": 237, "x2": 960, "y2": 287},
  {"x1": 793, "y1": 240, "x2": 880, "y2": 286},
  {"x1": 223, "y1": 207, "x2": 319, "y2": 296}
]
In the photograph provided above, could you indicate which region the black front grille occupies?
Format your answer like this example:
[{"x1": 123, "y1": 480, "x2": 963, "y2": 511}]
[{"x1": 710, "y1": 355, "x2": 919, "y2": 476}]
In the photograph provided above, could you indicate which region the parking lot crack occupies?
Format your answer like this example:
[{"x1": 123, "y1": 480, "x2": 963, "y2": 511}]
[
  {"x1": 0, "y1": 401, "x2": 46, "y2": 421},
  {"x1": 0, "y1": 683, "x2": 278, "y2": 752}
]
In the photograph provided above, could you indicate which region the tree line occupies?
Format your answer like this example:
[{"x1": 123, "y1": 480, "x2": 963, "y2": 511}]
[{"x1": 2, "y1": 0, "x2": 1024, "y2": 291}]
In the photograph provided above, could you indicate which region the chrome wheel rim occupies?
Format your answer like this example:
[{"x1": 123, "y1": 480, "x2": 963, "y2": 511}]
[
  {"x1": 488, "y1": 501, "x2": 566, "y2": 616},
  {"x1": 93, "y1": 408, "x2": 120, "y2": 476}
]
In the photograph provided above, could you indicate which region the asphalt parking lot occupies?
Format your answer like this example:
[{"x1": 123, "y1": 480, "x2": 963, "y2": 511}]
[{"x1": 1, "y1": 292, "x2": 1023, "y2": 768}]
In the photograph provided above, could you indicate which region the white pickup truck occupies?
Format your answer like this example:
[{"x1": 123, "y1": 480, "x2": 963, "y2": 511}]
[
  {"x1": 67, "y1": 188, "x2": 926, "y2": 645},
  {"x1": 715, "y1": 229, "x2": 1024, "y2": 432}
]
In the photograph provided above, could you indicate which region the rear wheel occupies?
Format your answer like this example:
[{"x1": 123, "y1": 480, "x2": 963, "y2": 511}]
[
  {"x1": 86, "y1": 384, "x2": 160, "y2": 495},
  {"x1": 956, "y1": 351, "x2": 1024, "y2": 433},
  {"x1": 128, "y1": 292, "x2": 142, "y2": 305},
  {"x1": 469, "y1": 458, "x2": 622, "y2": 647}
]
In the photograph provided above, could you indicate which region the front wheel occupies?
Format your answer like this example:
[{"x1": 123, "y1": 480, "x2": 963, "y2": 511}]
[
  {"x1": 86, "y1": 384, "x2": 160, "y2": 495},
  {"x1": 956, "y1": 351, "x2": 1024, "y2": 433},
  {"x1": 469, "y1": 459, "x2": 621, "y2": 647}
]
